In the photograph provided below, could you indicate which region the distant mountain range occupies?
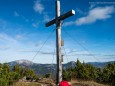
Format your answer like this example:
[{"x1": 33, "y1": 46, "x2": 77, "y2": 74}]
[
  {"x1": 87, "y1": 61, "x2": 115, "y2": 68},
  {"x1": 8, "y1": 59, "x2": 115, "y2": 75}
]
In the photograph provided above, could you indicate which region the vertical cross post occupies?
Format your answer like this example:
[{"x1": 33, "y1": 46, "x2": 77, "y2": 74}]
[{"x1": 56, "y1": 0, "x2": 62, "y2": 85}]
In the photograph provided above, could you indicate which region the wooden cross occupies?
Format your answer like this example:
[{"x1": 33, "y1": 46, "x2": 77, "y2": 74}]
[{"x1": 45, "y1": 0, "x2": 75, "y2": 85}]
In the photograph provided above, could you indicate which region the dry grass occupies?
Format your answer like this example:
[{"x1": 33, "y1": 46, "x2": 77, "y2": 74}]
[
  {"x1": 72, "y1": 81, "x2": 110, "y2": 86},
  {"x1": 13, "y1": 82, "x2": 42, "y2": 86},
  {"x1": 13, "y1": 81, "x2": 55, "y2": 86}
]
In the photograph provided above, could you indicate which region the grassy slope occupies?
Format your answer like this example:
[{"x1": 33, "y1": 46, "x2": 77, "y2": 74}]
[{"x1": 13, "y1": 81, "x2": 109, "y2": 86}]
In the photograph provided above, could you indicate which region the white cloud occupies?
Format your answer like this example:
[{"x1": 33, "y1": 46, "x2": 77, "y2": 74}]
[
  {"x1": 43, "y1": 13, "x2": 54, "y2": 22},
  {"x1": 68, "y1": 50, "x2": 90, "y2": 56},
  {"x1": 0, "y1": 33, "x2": 18, "y2": 44},
  {"x1": 14, "y1": 11, "x2": 20, "y2": 17},
  {"x1": 76, "y1": 6, "x2": 115, "y2": 25},
  {"x1": 33, "y1": 0, "x2": 44, "y2": 14},
  {"x1": 63, "y1": 6, "x2": 115, "y2": 26},
  {"x1": 43, "y1": 14, "x2": 50, "y2": 22},
  {"x1": 32, "y1": 22, "x2": 39, "y2": 28},
  {"x1": 22, "y1": 16, "x2": 29, "y2": 22},
  {"x1": 76, "y1": 8, "x2": 87, "y2": 15},
  {"x1": 89, "y1": 4, "x2": 96, "y2": 9},
  {"x1": 0, "y1": 46, "x2": 10, "y2": 51},
  {"x1": 14, "y1": 11, "x2": 29, "y2": 22},
  {"x1": 15, "y1": 34, "x2": 27, "y2": 41},
  {"x1": 63, "y1": 21, "x2": 74, "y2": 26}
]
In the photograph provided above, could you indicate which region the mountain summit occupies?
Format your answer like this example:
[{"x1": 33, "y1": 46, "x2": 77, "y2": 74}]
[{"x1": 8, "y1": 59, "x2": 34, "y2": 67}]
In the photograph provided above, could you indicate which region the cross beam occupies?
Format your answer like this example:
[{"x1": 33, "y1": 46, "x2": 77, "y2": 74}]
[
  {"x1": 45, "y1": 0, "x2": 75, "y2": 85},
  {"x1": 46, "y1": 10, "x2": 75, "y2": 27}
]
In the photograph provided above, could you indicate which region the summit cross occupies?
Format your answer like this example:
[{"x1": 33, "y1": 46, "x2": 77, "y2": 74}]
[{"x1": 45, "y1": 0, "x2": 75, "y2": 85}]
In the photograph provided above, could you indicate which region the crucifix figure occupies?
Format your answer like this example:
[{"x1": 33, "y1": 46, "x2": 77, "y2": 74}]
[{"x1": 45, "y1": 0, "x2": 75, "y2": 85}]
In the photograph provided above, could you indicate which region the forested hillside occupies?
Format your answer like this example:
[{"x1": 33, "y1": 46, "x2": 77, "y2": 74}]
[
  {"x1": 0, "y1": 63, "x2": 38, "y2": 86},
  {"x1": 63, "y1": 59, "x2": 115, "y2": 86}
]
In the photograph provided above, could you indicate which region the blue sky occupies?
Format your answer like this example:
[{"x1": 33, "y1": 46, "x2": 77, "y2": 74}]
[{"x1": 0, "y1": 0, "x2": 115, "y2": 63}]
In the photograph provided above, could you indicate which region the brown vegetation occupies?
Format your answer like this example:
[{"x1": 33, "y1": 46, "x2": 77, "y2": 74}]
[{"x1": 72, "y1": 81, "x2": 109, "y2": 86}]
